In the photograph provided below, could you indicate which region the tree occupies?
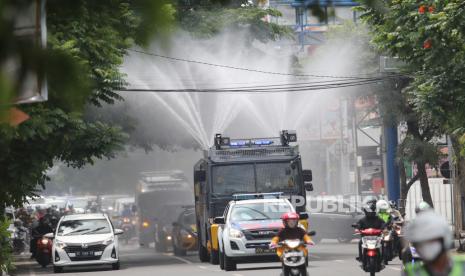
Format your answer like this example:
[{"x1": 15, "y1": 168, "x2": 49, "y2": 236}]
[
  {"x1": 322, "y1": 21, "x2": 441, "y2": 207},
  {"x1": 356, "y1": 1, "x2": 465, "y2": 208},
  {"x1": 0, "y1": 1, "x2": 174, "y2": 209}
]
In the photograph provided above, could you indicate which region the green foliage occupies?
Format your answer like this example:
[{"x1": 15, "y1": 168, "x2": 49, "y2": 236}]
[
  {"x1": 0, "y1": 107, "x2": 126, "y2": 206},
  {"x1": 0, "y1": 218, "x2": 13, "y2": 274},
  {"x1": 0, "y1": 1, "x2": 174, "y2": 208},
  {"x1": 357, "y1": 0, "x2": 465, "y2": 150},
  {"x1": 178, "y1": 7, "x2": 293, "y2": 42}
]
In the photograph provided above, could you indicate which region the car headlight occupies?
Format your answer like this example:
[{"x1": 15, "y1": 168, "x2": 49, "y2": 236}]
[
  {"x1": 103, "y1": 237, "x2": 114, "y2": 246},
  {"x1": 180, "y1": 229, "x2": 194, "y2": 239},
  {"x1": 55, "y1": 240, "x2": 66, "y2": 249},
  {"x1": 229, "y1": 228, "x2": 243, "y2": 239}
]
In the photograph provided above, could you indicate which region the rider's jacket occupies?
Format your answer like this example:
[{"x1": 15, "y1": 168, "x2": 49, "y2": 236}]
[
  {"x1": 378, "y1": 211, "x2": 391, "y2": 224},
  {"x1": 271, "y1": 226, "x2": 312, "y2": 258},
  {"x1": 403, "y1": 255, "x2": 465, "y2": 276},
  {"x1": 356, "y1": 216, "x2": 385, "y2": 230}
]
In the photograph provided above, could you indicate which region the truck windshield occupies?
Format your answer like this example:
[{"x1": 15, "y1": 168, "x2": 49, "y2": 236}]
[{"x1": 212, "y1": 162, "x2": 300, "y2": 195}]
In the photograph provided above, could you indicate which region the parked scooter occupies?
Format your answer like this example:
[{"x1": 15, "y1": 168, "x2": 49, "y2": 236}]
[
  {"x1": 356, "y1": 228, "x2": 385, "y2": 276},
  {"x1": 35, "y1": 236, "x2": 52, "y2": 268}
]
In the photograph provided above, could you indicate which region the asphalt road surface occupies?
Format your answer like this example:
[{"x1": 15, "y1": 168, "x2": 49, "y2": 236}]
[{"x1": 13, "y1": 240, "x2": 402, "y2": 276}]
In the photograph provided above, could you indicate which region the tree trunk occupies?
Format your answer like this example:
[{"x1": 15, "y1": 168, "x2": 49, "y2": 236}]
[
  {"x1": 450, "y1": 135, "x2": 464, "y2": 234},
  {"x1": 456, "y1": 155, "x2": 465, "y2": 232},
  {"x1": 417, "y1": 161, "x2": 434, "y2": 208}
]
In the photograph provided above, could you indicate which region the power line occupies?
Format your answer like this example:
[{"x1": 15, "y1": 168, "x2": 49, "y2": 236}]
[
  {"x1": 128, "y1": 49, "x2": 400, "y2": 80},
  {"x1": 118, "y1": 78, "x2": 383, "y2": 93}
]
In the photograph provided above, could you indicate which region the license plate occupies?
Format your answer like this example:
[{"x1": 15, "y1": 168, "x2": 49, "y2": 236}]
[
  {"x1": 76, "y1": 251, "x2": 94, "y2": 257},
  {"x1": 255, "y1": 248, "x2": 276, "y2": 254}
]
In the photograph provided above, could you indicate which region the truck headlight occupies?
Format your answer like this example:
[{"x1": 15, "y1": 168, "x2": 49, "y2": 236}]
[{"x1": 229, "y1": 228, "x2": 243, "y2": 239}]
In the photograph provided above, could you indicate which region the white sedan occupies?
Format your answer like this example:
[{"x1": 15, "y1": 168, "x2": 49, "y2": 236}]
[{"x1": 48, "y1": 213, "x2": 123, "y2": 273}]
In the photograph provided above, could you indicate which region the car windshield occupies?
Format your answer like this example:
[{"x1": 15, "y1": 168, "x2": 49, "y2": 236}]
[
  {"x1": 212, "y1": 162, "x2": 300, "y2": 195},
  {"x1": 182, "y1": 212, "x2": 196, "y2": 225},
  {"x1": 229, "y1": 202, "x2": 292, "y2": 222},
  {"x1": 57, "y1": 219, "x2": 111, "y2": 236}
]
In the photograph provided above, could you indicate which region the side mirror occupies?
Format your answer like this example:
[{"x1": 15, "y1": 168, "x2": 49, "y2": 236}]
[
  {"x1": 44, "y1": 233, "x2": 54, "y2": 239},
  {"x1": 194, "y1": 170, "x2": 206, "y2": 182},
  {"x1": 114, "y1": 229, "x2": 124, "y2": 235},
  {"x1": 299, "y1": 212, "x2": 309, "y2": 220},
  {"x1": 213, "y1": 216, "x2": 225, "y2": 224},
  {"x1": 308, "y1": 230, "x2": 316, "y2": 236},
  {"x1": 302, "y1": 170, "x2": 312, "y2": 182},
  {"x1": 304, "y1": 182, "x2": 313, "y2": 192}
]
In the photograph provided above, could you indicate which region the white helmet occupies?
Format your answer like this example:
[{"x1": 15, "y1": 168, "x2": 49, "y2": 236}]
[
  {"x1": 376, "y1": 200, "x2": 390, "y2": 213},
  {"x1": 406, "y1": 210, "x2": 453, "y2": 248}
]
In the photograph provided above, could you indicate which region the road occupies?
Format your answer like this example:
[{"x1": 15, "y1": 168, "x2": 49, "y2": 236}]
[{"x1": 13, "y1": 241, "x2": 402, "y2": 276}]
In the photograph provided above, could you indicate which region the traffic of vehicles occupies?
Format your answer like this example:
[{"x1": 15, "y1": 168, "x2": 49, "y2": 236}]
[{"x1": 3, "y1": 132, "x2": 427, "y2": 276}]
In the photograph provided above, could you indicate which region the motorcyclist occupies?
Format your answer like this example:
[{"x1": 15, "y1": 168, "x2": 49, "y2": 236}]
[
  {"x1": 404, "y1": 211, "x2": 465, "y2": 276},
  {"x1": 376, "y1": 200, "x2": 392, "y2": 224},
  {"x1": 30, "y1": 217, "x2": 53, "y2": 258},
  {"x1": 415, "y1": 201, "x2": 432, "y2": 214},
  {"x1": 389, "y1": 200, "x2": 404, "y2": 223},
  {"x1": 270, "y1": 212, "x2": 314, "y2": 259},
  {"x1": 401, "y1": 201, "x2": 433, "y2": 265},
  {"x1": 121, "y1": 204, "x2": 133, "y2": 218},
  {"x1": 354, "y1": 203, "x2": 386, "y2": 261}
]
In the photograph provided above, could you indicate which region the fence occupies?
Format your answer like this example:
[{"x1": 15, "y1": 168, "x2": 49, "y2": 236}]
[{"x1": 404, "y1": 178, "x2": 454, "y2": 224}]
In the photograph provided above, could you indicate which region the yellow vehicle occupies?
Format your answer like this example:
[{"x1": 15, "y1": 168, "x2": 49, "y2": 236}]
[{"x1": 194, "y1": 131, "x2": 313, "y2": 264}]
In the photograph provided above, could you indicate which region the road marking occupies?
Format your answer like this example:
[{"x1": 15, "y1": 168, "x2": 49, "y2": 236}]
[
  {"x1": 232, "y1": 274, "x2": 244, "y2": 276},
  {"x1": 163, "y1": 253, "x2": 193, "y2": 265},
  {"x1": 388, "y1": 266, "x2": 401, "y2": 271},
  {"x1": 334, "y1": 259, "x2": 345, "y2": 263}
]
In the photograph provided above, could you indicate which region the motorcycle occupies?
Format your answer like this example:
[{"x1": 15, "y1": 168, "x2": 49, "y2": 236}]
[
  {"x1": 35, "y1": 236, "x2": 52, "y2": 268},
  {"x1": 276, "y1": 239, "x2": 308, "y2": 276},
  {"x1": 120, "y1": 217, "x2": 136, "y2": 244},
  {"x1": 381, "y1": 228, "x2": 395, "y2": 265},
  {"x1": 356, "y1": 228, "x2": 385, "y2": 276},
  {"x1": 401, "y1": 244, "x2": 421, "y2": 266}
]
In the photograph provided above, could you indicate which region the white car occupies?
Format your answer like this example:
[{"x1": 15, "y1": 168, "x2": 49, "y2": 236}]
[
  {"x1": 216, "y1": 197, "x2": 302, "y2": 271},
  {"x1": 48, "y1": 213, "x2": 123, "y2": 273}
]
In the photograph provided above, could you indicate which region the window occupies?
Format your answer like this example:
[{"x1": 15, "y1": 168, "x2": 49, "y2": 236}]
[
  {"x1": 230, "y1": 202, "x2": 292, "y2": 222},
  {"x1": 57, "y1": 219, "x2": 111, "y2": 236},
  {"x1": 212, "y1": 164, "x2": 255, "y2": 195}
]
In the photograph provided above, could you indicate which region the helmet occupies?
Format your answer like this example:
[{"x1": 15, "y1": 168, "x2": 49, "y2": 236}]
[
  {"x1": 281, "y1": 212, "x2": 299, "y2": 228},
  {"x1": 388, "y1": 200, "x2": 397, "y2": 209},
  {"x1": 376, "y1": 200, "x2": 390, "y2": 213},
  {"x1": 406, "y1": 210, "x2": 452, "y2": 249},
  {"x1": 415, "y1": 201, "x2": 431, "y2": 214},
  {"x1": 281, "y1": 212, "x2": 299, "y2": 221},
  {"x1": 362, "y1": 204, "x2": 377, "y2": 218}
]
